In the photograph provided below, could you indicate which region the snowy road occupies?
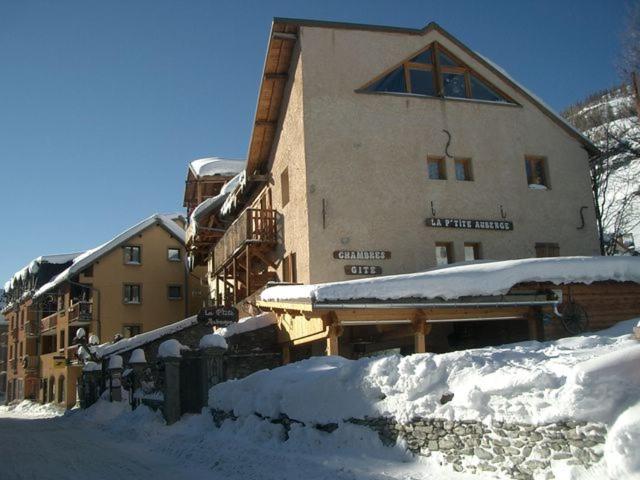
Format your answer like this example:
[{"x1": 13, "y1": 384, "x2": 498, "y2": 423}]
[{"x1": 0, "y1": 402, "x2": 446, "y2": 480}]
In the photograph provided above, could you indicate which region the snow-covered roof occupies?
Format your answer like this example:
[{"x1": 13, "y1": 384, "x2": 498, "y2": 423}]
[
  {"x1": 216, "y1": 312, "x2": 277, "y2": 338},
  {"x1": 189, "y1": 157, "x2": 245, "y2": 179},
  {"x1": 3, "y1": 252, "x2": 82, "y2": 293},
  {"x1": 259, "y1": 256, "x2": 640, "y2": 304},
  {"x1": 190, "y1": 171, "x2": 245, "y2": 225},
  {"x1": 33, "y1": 213, "x2": 186, "y2": 299},
  {"x1": 93, "y1": 315, "x2": 199, "y2": 358}
]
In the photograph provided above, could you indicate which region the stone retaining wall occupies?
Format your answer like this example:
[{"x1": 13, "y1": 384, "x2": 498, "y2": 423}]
[{"x1": 210, "y1": 410, "x2": 606, "y2": 479}]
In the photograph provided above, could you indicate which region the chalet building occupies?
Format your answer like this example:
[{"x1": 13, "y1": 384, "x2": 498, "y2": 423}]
[
  {"x1": 2, "y1": 254, "x2": 80, "y2": 403},
  {"x1": 186, "y1": 18, "x2": 600, "y2": 308},
  {"x1": 2, "y1": 214, "x2": 205, "y2": 408}
]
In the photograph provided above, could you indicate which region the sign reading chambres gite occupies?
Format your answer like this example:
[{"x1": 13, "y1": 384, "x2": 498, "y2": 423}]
[
  {"x1": 333, "y1": 250, "x2": 391, "y2": 260},
  {"x1": 426, "y1": 217, "x2": 514, "y2": 231},
  {"x1": 344, "y1": 265, "x2": 383, "y2": 276}
]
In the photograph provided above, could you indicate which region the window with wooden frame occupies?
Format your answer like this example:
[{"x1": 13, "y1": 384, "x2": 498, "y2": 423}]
[
  {"x1": 362, "y1": 42, "x2": 515, "y2": 104},
  {"x1": 525, "y1": 156, "x2": 549, "y2": 189},
  {"x1": 464, "y1": 242, "x2": 481, "y2": 261},
  {"x1": 282, "y1": 253, "x2": 297, "y2": 283},
  {"x1": 427, "y1": 156, "x2": 447, "y2": 180},
  {"x1": 123, "y1": 284, "x2": 141, "y2": 304},
  {"x1": 454, "y1": 158, "x2": 473, "y2": 181},
  {"x1": 435, "y1": 242, "x2": 454, "y2": 266},
  {"x1": 281, "y1": 168, "x2": 290, "y2": 207},
  {"x1": 167, "y1": 248, "x2": 181, "y2": 262},
  {"x1": 123, "y1": 245, "x2": 142, "y2": 265},
  {"x1": 535, "y1": 243, "x2": 560, "y2": 258}
]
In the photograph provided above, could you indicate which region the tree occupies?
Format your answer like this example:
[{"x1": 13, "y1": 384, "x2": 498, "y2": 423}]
[{"x1": 620, "y1": 1, "x2": 640, "y2": 116}]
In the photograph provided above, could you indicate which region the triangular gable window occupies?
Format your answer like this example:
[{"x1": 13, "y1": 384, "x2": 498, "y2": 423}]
[{"x1": 363, "y1": 42, "x2": 514, "y2": 104}]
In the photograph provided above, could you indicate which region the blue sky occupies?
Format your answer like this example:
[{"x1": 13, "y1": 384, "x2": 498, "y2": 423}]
[{"x1": 0, "y1": 0, "x2": 629, "y2": 282}]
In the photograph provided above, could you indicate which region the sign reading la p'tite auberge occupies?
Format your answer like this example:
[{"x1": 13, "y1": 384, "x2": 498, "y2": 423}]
[{"x1": 426, "y1": 217, "x2": 514, "y2": 231}]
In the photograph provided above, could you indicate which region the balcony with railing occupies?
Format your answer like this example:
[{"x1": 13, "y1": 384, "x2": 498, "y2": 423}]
[
  {"x1": 22, "y1": 355, "x2": 39, "y2": 372},
  {"x1": 68, "y1": 301, "x2": 92, "y2": 326},
  {"x1": 40, "y1": 312, "x2": 58, "y2": 335},
  {"x1": 213, "y1": 208, "x2": 277, "y2": 272}
]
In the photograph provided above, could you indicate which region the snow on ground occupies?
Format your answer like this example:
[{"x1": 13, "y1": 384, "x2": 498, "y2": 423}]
[{"x1": 260, "y1": 256, "x2": 640, "y2": 303}]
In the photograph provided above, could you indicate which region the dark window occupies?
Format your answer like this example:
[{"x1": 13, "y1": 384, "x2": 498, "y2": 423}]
[
  {"x1": 167, "y1": 248, "x2": 181, "y2": 262},
  {"x1": 123, "y1": 284, "x2": 141, "y2": 304},
  {"x1": 464, "y1": 243, "x2": 481, "y2": 261},
  {"x1": 59, "y1": 330, "x2": 65, "y2": 351},
  {"x1": 438, "y1": 50, "x2": 458, "y2": 66},
  {"x1": 282, "y1": 253, "x2": 297, "y2": 283},
  {"x1": 435, "y1": 242, "x2": 454, "y2": 266},
  {"x1": 427, "y1": 157, "x2": 446, "y2": 180},
  {"x1": 525, "y1": 156, "x2": 549, "y2": 188},
  {"x1": 454, "y1": 158, "x2": 473, "y2": 181},
  {"x1": 409, "y1": 69, "x2": 436, "y2": 96},
  {"x1": 83, "y1": 265, "x2": 93, "y2": 277},
  {"x1": 19, "y1": 342, "x2": 23, "y2": 357},
  {"x1": 368, "y1": 66, "x2": 406, "y2": 93},
  {"x1": 281, "y1": 168, "x2": 290, "y2": 207},
  {"x1": 123, "y1": 246, "x2": 141, "y2": 265},
  {"x1": 411, "y1": 49, "x2": 433, "y2": 64},
  {"x1": 470, "y1": 75, "x2": 504, "y2": 102},
  {"x1": 535, "y1": 243, "x2": 560, "y2": 258},
  {"x1": 123, "y1": 325, "x2": 142, "y2": 338},
  {"x1": 442, "y1": 72, "x2": 467, "y2": 98},
  {"x1": 167, "y1": 285, "x2": 182, "y2": 300}
]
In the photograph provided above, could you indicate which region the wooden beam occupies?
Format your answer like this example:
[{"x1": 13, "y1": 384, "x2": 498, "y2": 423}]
[
  {"x1": 412, "y1": 310, "x2": 428, "y2": 354},
  {"x1": 282, "y1": 344, "x2": 290, "y2": 365},
  {"x1": 272, "y1": 32, "x2": 297, "y2": 41},
  {"x1": 265, "y1": 73, "x2": 288, "y2": 80},
  {"x1": 245, "y1": 244, "x2": 251, "y2": 298}
]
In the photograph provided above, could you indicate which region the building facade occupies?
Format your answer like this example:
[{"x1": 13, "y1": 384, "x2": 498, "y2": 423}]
[
  {"x1": 186, "y1": 18, "x2": 600, "y2": 311},
  {"x1": 3, "y1": 214, "x2": 206, "y2": 408}
]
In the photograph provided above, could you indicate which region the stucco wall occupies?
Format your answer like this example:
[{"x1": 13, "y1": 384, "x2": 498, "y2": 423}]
[{"x1": 294, "y1": 26, "x2": 599, "y2": 284}]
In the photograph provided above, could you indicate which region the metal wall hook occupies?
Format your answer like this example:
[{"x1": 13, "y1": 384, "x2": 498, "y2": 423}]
[
  {"x1": 442, "y1": 129, "x2": 453, "y2": 158},
  {"x1": 499, "y1": 205, "x2": 507, "y2": 219},
  {"x1": 431, "y1": 201, "x2": 437, "y2": 217},
  {"x1": 577, "y1": 206, "x2": 588, "y2": 230}
]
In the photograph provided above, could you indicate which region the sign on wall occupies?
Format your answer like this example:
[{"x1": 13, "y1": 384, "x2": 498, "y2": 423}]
[
  {"x1": 344, "y1": 265, "x2": 382, "y2": 276},
  {"x1": 333, "y1": 250, "x2": 391, "y2": 260},
  {"x1": 426, "y1": 217, "x2": 514, "y2": 231},
  {"x1": 197, "y1": 306, "x2": 239, "y2": 326}
]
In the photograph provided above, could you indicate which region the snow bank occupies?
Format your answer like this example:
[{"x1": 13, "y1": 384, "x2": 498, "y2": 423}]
[
  {"x1": 260, "y1": 256, "x2": 640, "y2": 303},
  {"x1": 604, "y1": 402, "x2": 640, "y2": 479},
  {"x1": 0, "y1": 400, "x2": 65, "y2": 419},
  {"x1": 210, "y1": 318, "x2": 640, "y2": 426},
  {"x1": 158, "y1": 339, "x2": 189, "y2": 358},
  {"x1": 199, "y1": 334, "x2": 228, "y2": 349},
  {"x1": 217, "y1": 312, "x2": 277, "y2": 338},
  {"x1": 94, "y1": 315, "x2": 198, "y2": 358}
]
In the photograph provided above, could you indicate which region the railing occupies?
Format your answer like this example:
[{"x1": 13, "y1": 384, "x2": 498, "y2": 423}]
[
  {"x1": 41, "y1": 312, "x2": 58, "y2": 333},
  {"x1": 213, "y1": 208, "x2": 277, "y2": 272},
  {"x1": 65, "y1": 344, "x2": 80, "y2": 363},
  {"x1": 68, "y1": 301, "x2": 92, "y2": 325},
  {"x1": 25, "y1": 320, "x2": 39, "y2": 336}
]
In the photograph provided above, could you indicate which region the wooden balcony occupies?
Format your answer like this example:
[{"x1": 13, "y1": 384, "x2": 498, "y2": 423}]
[
  {"x1": 68, "y1": 301, "x2": 92, "y2": 326},
  {"x1": 41, "y1": 312, "x2": 58, "y2": 335},
  {"x1": 23, "y1": 355, "x2": 39, "y2": 372},
  {"x1": 213, "y1": 208, "x2": 277, "y2": 272},
  {"x1": 25, "y1": 320, "x2": 39, "y2": 337}
]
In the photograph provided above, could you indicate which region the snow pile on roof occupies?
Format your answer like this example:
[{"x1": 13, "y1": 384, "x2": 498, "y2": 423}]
[
  {"x1": 190, "y1": 172, "x2": 244, "y2": 225},
  {"x1": 217, "y1": 312, "x2": 277, "y2": 338},
  {"x1": 189, "y1": 157, "x2": 245, "y2": 178},
  {"x1": 210, "y1": 318, "x2": 640, "y2": 428},
  {"x1": 3, "y1": 252, "x2": 81, "y2": 293},
  {"x1": 94, "y1": 315, "x2": 198, "y2": 358},
  {"x1": 220, "y1": 170, "x2": 248, "y2": 217},
  {"x1": 158, "y1": 339, "x2": 189, "y2": 358},
  {"x1": 260, "y1": 256, "x2": 640, "y2": 303},
  {"x1": 33, "y1": 213, "x2": 185, "y2": 299},
  {"x1": 199, "y1": 333, "x2": 228, "y2": 349}
]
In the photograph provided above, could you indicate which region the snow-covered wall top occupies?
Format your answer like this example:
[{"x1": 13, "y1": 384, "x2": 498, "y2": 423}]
[
  {"x1": 260, "y1": 256, "x2": 640, "y2": 304},
  {"x1": 216, "y1": 312, "x2": 277, "y2": 338},
  {"x1": 33, "y1": 213, "x2": 186, "y2": 300},
  {"x1": 189, "y1": 157, "x2": 245, "y2": 179}
]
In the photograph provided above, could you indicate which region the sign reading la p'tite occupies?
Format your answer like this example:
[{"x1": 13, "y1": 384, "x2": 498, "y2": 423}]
[{"x1": 426, "y1": 217, "x2": 513, "y2": 231}]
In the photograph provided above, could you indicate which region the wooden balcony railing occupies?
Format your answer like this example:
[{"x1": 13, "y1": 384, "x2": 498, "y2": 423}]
[
  {"x1": 41, "y1": 312, "x2": 58, "y2": 334},
  {"x1": 213, "y1": 208, "x2": 277, "y2": 272},
  {"x1": 68, "y1": 301, "x2": 92, "y2": 325}
]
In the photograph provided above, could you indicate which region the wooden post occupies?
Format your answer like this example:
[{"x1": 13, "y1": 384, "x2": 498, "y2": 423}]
[
  {"x1": 282, "y1": 344, "x2": 291, "y2": 365},
  {"x1": 245, "y1": 244, "x2": 251, "y2": 298},
  {"x1": 527, "y1": 307, "x2": 543, "y2": 341},
  {"x1": 323, "y1": 312, "x2": 342, "y2": 356},
  {"x1": 232, "y1": 257, "x2": 237, "y2": 305},
  {"x1": 412, "y1": 310, "x2": 431, "y2": 354}
]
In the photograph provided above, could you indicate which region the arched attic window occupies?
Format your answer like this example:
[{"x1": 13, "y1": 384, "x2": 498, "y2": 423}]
[{"x1": 362, "y1": 42, "x2": 515, "y2": 104}]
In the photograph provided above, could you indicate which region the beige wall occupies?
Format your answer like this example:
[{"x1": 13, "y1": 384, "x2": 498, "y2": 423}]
[{"x1": 285, "y1": 26, "x2": 601, "y2": 283}]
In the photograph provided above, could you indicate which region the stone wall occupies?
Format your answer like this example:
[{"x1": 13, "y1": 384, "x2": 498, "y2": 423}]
[
  {"x1": 210, "y1": 409, "x2": 606, "y2": 480},
  {"x1": 223, "y1": 325, "x2": 281, "y2": 380}
]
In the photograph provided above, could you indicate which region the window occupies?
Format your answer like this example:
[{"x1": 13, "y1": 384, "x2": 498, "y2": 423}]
[
  {"x1": 123, "y1": 246, "x2": 141, "y2": 265},
  {"x1": 454, "y1": 158, "x2": 473, "y2": 181},
  {"x1": 282, "y1": 253, "x2": 297, "y2": 283},
  {"x1": 122, "y1": 325, "x2": 142, "y2": 338},
  {"x1": 363, "y1": 42, "x2": 514, "y2": 104},
  {"x1": 123, "y1": 284, "x2": 141, "y2": 304},
  {"x1": 18, "y1": 342, "x2": 23, "y2": 357},
  {"x1": 525, "y1": 156, "x2": 549, "y2": 188},
  {"x1": 58, "y1": 330, "x2": 65, "y2": 351},
  {"x1": 167, "y1": 248, "x2": 181, "y2": 262},
  {"x1": 427, "y1": 157, "x2": 446, "y2": 180},
  {"x1": 535, "y1": 243, "x2": 560, "y2": 258},
  {"x1": 464, "y1": 243, "x2": 481, "y2": 261},
  {"x1": 281, "y1": 168, "x2": 290, "y2": 206},
  {"x1": 83, "y1": 265, "x2": 93, "y2": 277},
  {"x1": 167, "y1": 285, "x2": 182, "y2": 300},
  {"x1": 435, "y1": 242, "x2": 453, "y2": 266}
]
